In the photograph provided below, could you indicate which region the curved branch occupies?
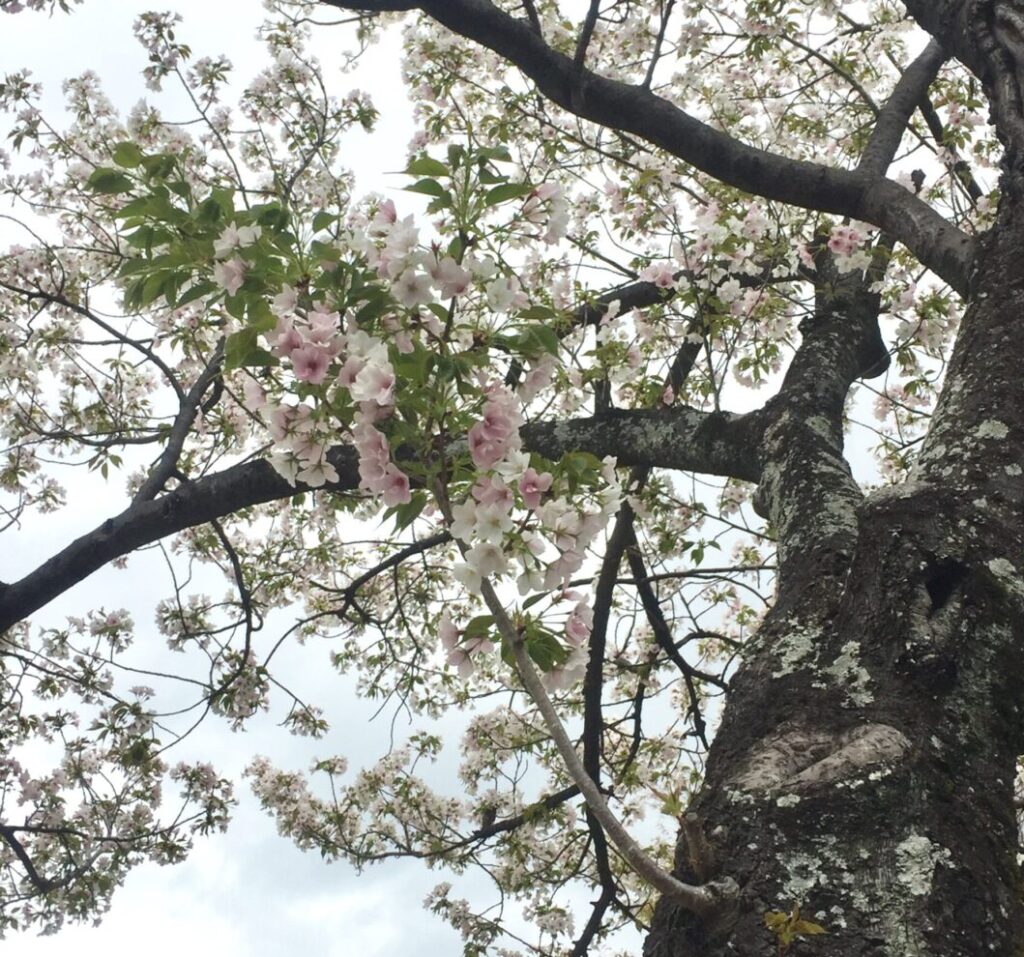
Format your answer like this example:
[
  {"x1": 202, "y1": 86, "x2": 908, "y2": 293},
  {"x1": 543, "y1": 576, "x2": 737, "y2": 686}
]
[
  {"x1": 133, "y1": 339, "x2": 225, "y2": 504},
  {"x1": 477, "y1": 577, "x2": 738, "y2": 919},
  {"x1": 325, "y1": 0, "x2": 975, "y2": 293}
]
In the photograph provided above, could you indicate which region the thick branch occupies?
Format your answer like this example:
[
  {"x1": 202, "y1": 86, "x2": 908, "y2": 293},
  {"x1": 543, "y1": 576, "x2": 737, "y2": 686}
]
[
  {"x1": 324, "y1": 0, "x2": 975, "y2": 293},
  {"x1": 859, "y1": 39, "x2": 947, "y2": 175},
  {"x1": 524, "y1": 409, "x2": 760, "y2": 482},
  {"x1": 0, "y1": 406, "x2": 758, "y2": 634},
  {"x1": 904, "y1": 0, "x2": 1024, "y2": 163},
  {"x1": 753, "y1": 242, "x2": 892, "y2": 599},
  {"x1": 0, "y1": 824, "x2": 55, "y2": 894}
]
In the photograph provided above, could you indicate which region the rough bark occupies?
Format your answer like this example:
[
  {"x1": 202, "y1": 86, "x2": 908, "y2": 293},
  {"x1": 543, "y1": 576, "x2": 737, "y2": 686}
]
[{"x1": 644, "y1": 199, "x2": 1024, "y2": 956}]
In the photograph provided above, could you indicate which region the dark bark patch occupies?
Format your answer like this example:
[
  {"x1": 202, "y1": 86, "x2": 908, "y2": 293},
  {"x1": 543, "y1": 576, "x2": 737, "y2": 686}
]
[{"x1": 924, "y1": 558, "x2": 968, "y2": 615}]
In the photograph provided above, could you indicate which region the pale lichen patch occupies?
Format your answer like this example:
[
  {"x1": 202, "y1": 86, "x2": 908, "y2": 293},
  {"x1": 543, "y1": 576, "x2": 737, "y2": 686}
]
[
  {"x1": 823, "y1": 641, "x2": 873, "y2": 706},
  {"x1": 976, "y1": 419, "x2": 1009, "y2": 441},
  {"x1": 780, "y1": 850, "x2": 830, "y2": 900},
  {"x1": 988, "y1": 557, "x2": 1017, "y2": 579},
  {"x1": 772, "y1": 624, "x2": 819, "y2": 678},
  {"x1": 895, "y1": 833, "x2": 951, "y2": 896}
]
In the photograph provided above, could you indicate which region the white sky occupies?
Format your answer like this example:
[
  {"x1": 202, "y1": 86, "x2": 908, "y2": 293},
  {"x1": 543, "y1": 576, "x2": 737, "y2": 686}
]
[{"x1": 1, "y1": 3, "x2": 469, "y2": 954}]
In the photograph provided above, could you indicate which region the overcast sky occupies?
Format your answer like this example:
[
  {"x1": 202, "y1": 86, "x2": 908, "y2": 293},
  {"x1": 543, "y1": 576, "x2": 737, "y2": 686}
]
[{"x1": 1, "y1": 3, "x2": 472, "y2": 954}]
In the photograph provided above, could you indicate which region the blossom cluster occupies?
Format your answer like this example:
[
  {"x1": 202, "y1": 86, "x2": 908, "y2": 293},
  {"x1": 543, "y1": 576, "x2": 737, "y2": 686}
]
[{"x1": 827, "y1": 223, "x2": 872, "y2": 274}]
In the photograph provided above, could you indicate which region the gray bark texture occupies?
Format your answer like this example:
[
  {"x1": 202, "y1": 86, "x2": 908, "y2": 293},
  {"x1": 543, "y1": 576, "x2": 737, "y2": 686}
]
[{"x1": 645, "y1": 196, "x2": 1024, "y2": 956}]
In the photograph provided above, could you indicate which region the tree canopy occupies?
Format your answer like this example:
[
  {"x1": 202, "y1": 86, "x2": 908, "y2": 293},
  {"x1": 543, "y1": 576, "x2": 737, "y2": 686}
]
[{"x1": 0, "y1": 2, "x2": 1020, "y2": 956}]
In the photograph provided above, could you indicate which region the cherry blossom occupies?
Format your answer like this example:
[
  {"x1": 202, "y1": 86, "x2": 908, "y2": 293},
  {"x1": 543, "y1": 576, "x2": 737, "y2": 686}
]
[
  {"x1": 213, "y1": 221, "x2": 262, "y2": 258},
  {"x1": 212, "y1": 257, "x2": 246, "y2": 295}
]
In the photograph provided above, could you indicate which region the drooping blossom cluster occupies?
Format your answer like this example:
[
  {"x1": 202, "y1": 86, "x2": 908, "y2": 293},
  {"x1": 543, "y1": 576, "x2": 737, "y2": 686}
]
[
  {"x1": 468, "y1": 384, "x2": 523, "y2": 470},
  {"x1": 520, "y1": 182, "x2": 569, "y2": 245},
  {"x1": 352, "y1": 420, "x2": 411, "y2": 506},
  {"x1": 211, "y1": 219, "x2": 262, "y2": 295},
  {"x1": 247, "y1": 277, "x2": 415, "y2": 495}
]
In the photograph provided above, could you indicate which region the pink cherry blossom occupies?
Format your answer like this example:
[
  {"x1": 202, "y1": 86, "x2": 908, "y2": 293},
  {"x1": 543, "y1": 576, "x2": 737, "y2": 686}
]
[
  {"x1": 565, "y1": 601, "x2": 594, "y2": 646},
  {"x1": 518, "y1": 468, "x2": 553, "y2": 510},
  {"x1": 380, "y1": 463, "x2": 411, "y2": 506},
  {"x1": 468, "y1": 425, "x2": 509, "y2": 470},
  {"x1": 430, "y1": 256, "x2": 472, "y2": 298},
  {"x1": 449, "y1": 499, "x2": 478, "y2": 544},
  {"x1": 272, "y1": 284, "x2": 298, "y2": 316},
  {"x1": 471, "y1": 475, "x2": 513, "y2": 511},
  {"x1": 439, "y1": 609, "x2": 493, "y2": 678},
  {"x1": 484, "y1": 275, "x2": 527, "y2": 313},
  {"x1": 214, "y1": 221, "x2": 261, "y2": 258},
  {"x1": 306, "y1": 307, "x2": 341, "y2": 344},
  {"x1": 827, "y1": 224, "x2": 864, "y2": 257},
  {"x1": 268, "y1": 403, "x2": 314, "y2": 444},
  {"x1": 270, "y1": 315, "x2": 303, "y2": 358},
  {"x1": 639, "y1": 262, "x2": 676, "y2": 289},
  {"x1": 392, "y1": 268, "x2": 433, "y2": 308},
  {"x1": 291, "y1": 344, "x2": 332, "y2": 384},
  {"x1": 467, "y1": 388, "x2": 524, "y2": 470},
  {"x1": 370, "y1": 198, "x2": 397, "y2": 233},
  {"x1": 338, "y1": 355, "x2": 364, "y2": 388},
  {"x1": 349, "y1": 360, "x2": 396, "y2": 406},
  {"x1": 465, "y1": 542, "x2": 508, "y2": 578}
]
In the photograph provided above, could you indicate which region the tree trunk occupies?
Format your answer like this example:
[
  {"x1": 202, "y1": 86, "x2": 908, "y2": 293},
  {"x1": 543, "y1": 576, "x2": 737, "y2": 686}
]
[{"x1": 646, "y1": 202, "x2": 1024, "y2": 956}]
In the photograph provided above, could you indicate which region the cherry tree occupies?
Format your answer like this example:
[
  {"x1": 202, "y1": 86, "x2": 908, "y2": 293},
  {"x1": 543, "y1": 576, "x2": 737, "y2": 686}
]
[{"x1": 0, "y1": 0, "x2": 1021, "y2": 954}]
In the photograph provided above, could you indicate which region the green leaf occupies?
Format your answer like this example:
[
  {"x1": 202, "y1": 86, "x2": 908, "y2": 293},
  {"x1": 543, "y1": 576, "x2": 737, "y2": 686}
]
[
  {"x1": 175, "y1": 280, "x2": 217, "y2": 307},
  {"x1": 247, "y1": 296, "x2": 276, "y2": 332},
  {"x1": 477, "y1": 145, "x2": 512, "y2": 163},
  {"x1": 515, "y1": 324, "x2": 561, "y2": 357},
  {"x1": 447, "y1": 143, "x2": 466, "y2": 169},
  {"x1": 117, "y1": 258, "x2": 151, "y2": 278},
  {"x1": 253, "y1": 204, "x2": 289, "y2": 230},
  {"x1": 525, "y1": 632, "x2": 567, "y2": 671},
  {"x1": 791, "y1": 919, "x2": 826, "y2": 936},
  {"x1": 464, "y1": 615, "x2": 494, "y2": 640},
  {"x1": 116, "y1": 190, "x2": 177, "y2": 222},
  {"x1": 517, "y1": 304, "x2": 557, "y2": 321},
  {"x1": 86, "y1": 167, "x2": 134, "y2": 194},
  {"x1": 195, "y1": 196, "x2": 226, "y2": 226},
  {"x1": 312, "y1": 210, "x2": 337, "y2": 232},
  {"x1": 167, "y1": 179, "x2": 192, "y2": 200},
  {"x1": 407, "y1": 155, "x2": 449, "y2": 177},
  {"x1": 484, "y1": 182, "x2": 533, "y2": 206},
  {"x1": 405, "y1": 178, "x2": 449, "y2": 199},
  {"x1": 139, "y1": 270, "x2": 171, "y2": 308},
  {"x1": 112, "y1": 142, "x2": 144, "y2": 168},
  {"x1": 386, "y1": 490, "x2": 427, "y2": 531},
  {"x1": 224, "y1": 328, "x2": 277, "y2": 370},
  {"x1": 224, "y1": 293, "x2": 248, "y2": 321},
  {"x1": 141, "y1": 153, "x2": 177, "y2": 179}
]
